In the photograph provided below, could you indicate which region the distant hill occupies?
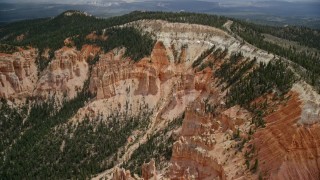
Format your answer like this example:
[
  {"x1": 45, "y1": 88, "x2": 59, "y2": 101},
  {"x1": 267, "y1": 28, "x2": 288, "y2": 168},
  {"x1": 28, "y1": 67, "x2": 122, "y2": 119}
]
[{"x1": 1, "y1": 1, "x2": 320, "y2": 28}]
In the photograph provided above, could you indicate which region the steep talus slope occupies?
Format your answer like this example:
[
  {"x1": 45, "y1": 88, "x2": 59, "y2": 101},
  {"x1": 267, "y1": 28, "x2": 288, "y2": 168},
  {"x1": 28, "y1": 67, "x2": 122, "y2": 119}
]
[
  {"x1": 0, "y1": 12, "x2": 320, "y2": 180},
  {"x1": 169, "y1": 104, "x2": 255, "y2": 179},
  {"x1": 253, "y1": 84, "x2": 320, "y2": 180},
  {"x1": 165, "y1": 84, "x2": 320, "y2": 180}
]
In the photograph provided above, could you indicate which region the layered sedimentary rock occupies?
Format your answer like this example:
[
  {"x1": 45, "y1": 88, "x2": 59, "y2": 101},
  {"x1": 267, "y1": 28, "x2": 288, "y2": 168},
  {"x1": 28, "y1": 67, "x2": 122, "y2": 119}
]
[
  {"x1": 112, "y1": 167, "x2": 136, "y2": 180},
  {"x1": 126, "y1": 20, "x2": 274, "y2": 65},
  {"x1": 141, "y1": 159, "x2": 157, "y2": 180},
  {"x1": 95, "y1": 20, "x2": 280, "y2": 179},
  {"x1": 85, "y1": 40, "x2": 212, "y2": 121},
  {"x1": 0, "y1": 48, "x2": 38, "y2": 99},
  {"x1": 89, "y1": 48, "x2": 159, "y2": 99},
  {"x1": 0, "y1": 45, "x2": 100, "y2": 100},
  {"x1": 111, "y1": 160, "x2": 157, "y2": 180},
  {"x1": 35, "y1": 45, "x2": 100, "y2": 99},
  {"x1": 81, "y1": 34, "x2": 227, "y2": 180},
  {"x1": 253, "y1": 84, "x2": 320, "y2": 180},
  {"x1": 168, "y1": 100, "x2": 254, "y2": 180}
]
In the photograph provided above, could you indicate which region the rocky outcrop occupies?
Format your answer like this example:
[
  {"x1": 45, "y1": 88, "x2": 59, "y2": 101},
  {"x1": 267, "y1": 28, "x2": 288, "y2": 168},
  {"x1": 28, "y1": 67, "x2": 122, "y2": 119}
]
[
  {"x1": 167, "y1": 82, "x2": 320, "y2": 180},
  {"x1": 89, "y1": 51, "x2": 159, "y2": 99},
  {"x1": 112, "y1": 167, "x2": 136, "y2": 180},
  {"x1": 142, "y1": 159, "x2": 157, "y2": 180},
  {"x1": 82, "y1": 36, "x2": 225, "y2": 179},
  {"x1": 170, "y1": 137, "x2": 226, "y2": 180},
  {"x1": 35, "y1": 45, "x2": 100, "y2": 99},
  {"x1": 0, "y1": 48, "x2": 38, "y2": 99},
  {"x1": 253, "y1": 90, "x2": 320, "y2": 180},
  {"x1": 167, "y1": 99, "x2": 254, "y2": 180},
  {"x1": 126, "y1": 20, "x2": 275, "y2": 65},
  {"x1": 0, "y1": 45, "x2": 100, "y2": 101},
  {"x1": 111, "y1": 160, "x2": 157, "y2": 180},
  {"x1": 219, "y1": 105, "x2": 251, "y2": 132},
  {"x1": 89, "y1": 40, "x2": 195, "y2": 99},
  {"x1": 86, "y1": 31, "x2": 108, "y2": 41},
  {"x1": 88, "y1": 41, "x2": 212, "y2": 102}
]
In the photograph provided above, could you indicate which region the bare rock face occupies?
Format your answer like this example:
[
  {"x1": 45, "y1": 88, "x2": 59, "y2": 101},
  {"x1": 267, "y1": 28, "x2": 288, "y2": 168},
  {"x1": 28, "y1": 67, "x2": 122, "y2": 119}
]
[
  {"x1": 253, "y1": 90, "x2": 320, "y2": 180},
  {"x1": 142, "y1": 159, "x2": 157, "y2": 180},
  {"x1": 81, "y1": 35, "x2": 225, "y2": 179},
  {"x1": 169, "y1": 105, "x2": 225, "y2": 180},
  {"x1": 170, "y1": 138, "x2": 226, "y2": 180},
  {"x1": 167, "y1": 84, "x2": 320, "y2": 180},
  {"x1": 0, "y1": 45, "x2": 100, "y2": 101},
  {"x1": 110, "y1": 160, "x2": 157, "y2": 180},
  {"x1": 150, "y1": 41, "x2": 170, "y2": 70},
  {"x1": 112, "y1": 167, "x2": 135, "y2": 180},
  {"x1": 127, "y1": 20, "x2": 275, "y2": 65},
  {"x1": 86, "y1": 40, "x2": 211, "y2": 121},
  {"x1": 89, "y1": 45, "x2": 163, "y2": 100},
  {"x1": 35, "y1": 45, "x2": 100, "y2": 99},
  {"x1": 167, "y1": 99, "x2": 254, "y2": 180},
  {"x1": 0, "y1": 48, "x2": 38, "y2": 99},
  {"x1": 219, "y1": 105, "x2": 251, "y2": 132}
]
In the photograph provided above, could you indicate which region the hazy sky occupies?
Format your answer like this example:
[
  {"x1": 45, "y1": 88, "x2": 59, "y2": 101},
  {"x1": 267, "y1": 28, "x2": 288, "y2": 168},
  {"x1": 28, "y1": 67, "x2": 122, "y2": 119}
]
[{"x1": 1, "y1": 0, "x2": 317, "y2": 4}]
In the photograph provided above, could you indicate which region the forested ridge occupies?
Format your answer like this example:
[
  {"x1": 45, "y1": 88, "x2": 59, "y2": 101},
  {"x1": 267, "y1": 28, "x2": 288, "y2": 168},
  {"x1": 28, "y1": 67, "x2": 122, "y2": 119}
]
[
  {"x1": 1, "y1": 10, "x2": 318, "y2": 82},
  {"x1": 0, "y1": 10, "x2": 227, "y2": 53},
  {"x1": 231, "y1": 21, "x2": 320, "y2": 92},
  {"x1": 73, "y1": 27, "x2": 155, "y2": 61},
  {"x1": 233, "y1": 21, "x2": 320, "y2": 50}
]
